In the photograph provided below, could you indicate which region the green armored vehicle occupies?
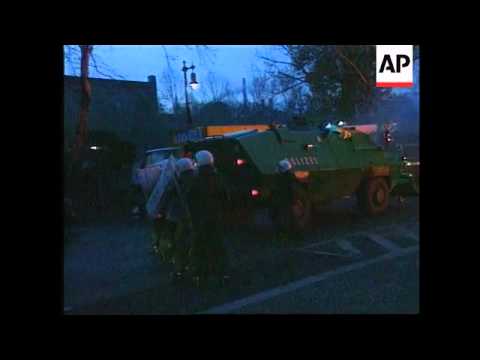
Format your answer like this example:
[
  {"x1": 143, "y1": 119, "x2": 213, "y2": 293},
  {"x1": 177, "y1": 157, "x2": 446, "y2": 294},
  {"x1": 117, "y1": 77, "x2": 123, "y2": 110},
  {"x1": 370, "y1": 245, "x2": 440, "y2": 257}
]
[{"x1": 183, "y1": 121, "x2": 419, "y2": 228}]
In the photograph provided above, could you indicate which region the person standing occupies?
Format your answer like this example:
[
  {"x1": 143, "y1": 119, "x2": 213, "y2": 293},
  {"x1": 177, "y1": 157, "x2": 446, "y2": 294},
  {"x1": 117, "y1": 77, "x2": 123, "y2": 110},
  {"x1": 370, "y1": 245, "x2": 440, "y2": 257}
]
[
  {"x1": 188, "y1": 150, "x2": 230, "y2": 287},
  {"x1": 169, "y1": 158, "x2": 196, "y2": 281},
  {"x1": 157, "y1": 158, "x2": 196, "y2": 281},
  {"x1": 270, "y1": 159, "x2": 300, "y2": 244}
]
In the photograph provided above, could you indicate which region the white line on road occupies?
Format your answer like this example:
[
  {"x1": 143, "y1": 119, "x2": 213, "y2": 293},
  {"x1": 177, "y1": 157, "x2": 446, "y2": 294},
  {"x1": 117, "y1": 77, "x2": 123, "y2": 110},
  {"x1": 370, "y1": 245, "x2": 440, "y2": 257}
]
[
  {"x1": 299, "y1": 222, "x2": 414, "y2": 252},
  {"x1": 299, "y1": 249, "x2": 351, "y2": 258},
  {"x1": 298, "y1": 237, "x2": 340, "y2": 250},
  {"x1": 199, "y1": 245, "x2": 418, "y2": 314},
  {"x1": 395, "y1": 225, "x2": 420, "y2": 242},
  {"x1": 336, "y1": 239, "x2": 362, "y2": 256},
  {"x1": 361, "y1": 232, "x2": 401, "y2": 252}
]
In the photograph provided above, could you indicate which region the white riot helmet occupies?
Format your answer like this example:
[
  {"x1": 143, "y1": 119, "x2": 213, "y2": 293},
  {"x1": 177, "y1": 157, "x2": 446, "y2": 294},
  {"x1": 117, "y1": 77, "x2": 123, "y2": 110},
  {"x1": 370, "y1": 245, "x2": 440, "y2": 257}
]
[
  {"x1": 195, "y1": 150, "x2": 214, "y2": 167},
  {"x1": 176, "y1": 157, "x2": 194, "y2": 173},
  {"x1": 277, "y1": 159, "x2": 292, "y2": 173}
]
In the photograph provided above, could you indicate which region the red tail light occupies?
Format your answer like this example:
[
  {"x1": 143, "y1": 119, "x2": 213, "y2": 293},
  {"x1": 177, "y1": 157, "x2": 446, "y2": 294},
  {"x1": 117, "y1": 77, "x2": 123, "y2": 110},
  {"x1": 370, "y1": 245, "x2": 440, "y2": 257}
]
[
  {"x1": 250, "y1": 189, "x2": 260, "y2": 197},
  {"x1": 236, "y1": 158, "x2": 246, "y2": 166}
]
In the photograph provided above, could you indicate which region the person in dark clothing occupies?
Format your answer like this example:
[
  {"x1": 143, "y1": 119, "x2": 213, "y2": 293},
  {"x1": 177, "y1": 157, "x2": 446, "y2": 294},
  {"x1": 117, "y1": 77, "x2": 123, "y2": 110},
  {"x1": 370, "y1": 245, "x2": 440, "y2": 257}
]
[
  {"x1": 156, "y1": 158, "x2": 196, "y2": 281},
  {"x1": 188, "y1": 150, "x2": 230, "y2": 287},
  {"x1": 270, "y1": 159, "x2": 301, "y2": 244},
  {"x1": 151, "y1": 215, "x2": 176, "y2": 262},
  {"x1": 169, "y1": 158, "x2": 196, "y2": 280}
]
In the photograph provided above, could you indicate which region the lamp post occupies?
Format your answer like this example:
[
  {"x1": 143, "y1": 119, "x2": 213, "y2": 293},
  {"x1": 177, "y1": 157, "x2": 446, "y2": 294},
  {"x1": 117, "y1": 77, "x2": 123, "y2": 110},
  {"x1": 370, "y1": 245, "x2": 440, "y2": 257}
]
[{"x1": 182, "y1": 60, "x2": 199, "y2": 126}]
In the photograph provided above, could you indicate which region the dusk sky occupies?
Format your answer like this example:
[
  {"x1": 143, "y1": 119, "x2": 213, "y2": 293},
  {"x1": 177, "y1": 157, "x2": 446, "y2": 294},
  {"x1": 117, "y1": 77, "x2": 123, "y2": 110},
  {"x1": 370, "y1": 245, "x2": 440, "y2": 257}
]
[
  {"x1": 64, "y1": 45, "x2": 289, "y2": 109},
  {"x1": 64, "y1": 45, "x2": 418, "y2": 111}
]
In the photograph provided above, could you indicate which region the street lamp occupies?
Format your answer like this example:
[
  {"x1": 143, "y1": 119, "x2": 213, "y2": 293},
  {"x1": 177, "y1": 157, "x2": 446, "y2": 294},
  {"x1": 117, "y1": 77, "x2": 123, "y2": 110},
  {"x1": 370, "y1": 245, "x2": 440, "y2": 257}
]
[
  {"x1": 190, "y1": 71, "x2": 199, "y2": 90},
  {"x1": 182, "y1": 60, "x2": 199, "y2": 126}
]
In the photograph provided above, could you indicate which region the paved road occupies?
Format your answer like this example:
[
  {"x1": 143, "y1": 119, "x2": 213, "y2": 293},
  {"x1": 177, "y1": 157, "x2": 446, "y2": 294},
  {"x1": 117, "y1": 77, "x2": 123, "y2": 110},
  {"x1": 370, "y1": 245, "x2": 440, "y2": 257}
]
[
  {"x1": 204, "y1": 242, "x2": 418, "y2": 314},
  {"x1": 63, "y1": 197, "x2": 419, "y2": 314},
  {"x1": 227, "y1": 253, "x2": 419, "y2": 314}
]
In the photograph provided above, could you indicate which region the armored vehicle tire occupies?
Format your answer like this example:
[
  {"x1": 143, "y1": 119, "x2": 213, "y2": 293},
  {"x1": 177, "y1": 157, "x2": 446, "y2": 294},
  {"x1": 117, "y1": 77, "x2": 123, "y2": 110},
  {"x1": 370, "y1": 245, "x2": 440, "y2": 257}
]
[
  {"x1": 291, "y1": 187, "x2": 312, "y2": 231},
  {"x1": 269, "y1": 187, "x2": 311, "y2": 234},
  {"x1": 357, "y1": 177, "x2": 390, "y2": 215}
]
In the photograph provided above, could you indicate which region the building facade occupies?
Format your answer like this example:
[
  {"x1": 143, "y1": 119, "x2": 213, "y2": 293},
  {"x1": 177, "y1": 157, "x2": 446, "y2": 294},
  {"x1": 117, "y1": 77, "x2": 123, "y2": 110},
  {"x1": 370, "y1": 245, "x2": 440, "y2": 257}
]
[{"x1": 64, "y1": 75, "x2": 168, "y2": 155}]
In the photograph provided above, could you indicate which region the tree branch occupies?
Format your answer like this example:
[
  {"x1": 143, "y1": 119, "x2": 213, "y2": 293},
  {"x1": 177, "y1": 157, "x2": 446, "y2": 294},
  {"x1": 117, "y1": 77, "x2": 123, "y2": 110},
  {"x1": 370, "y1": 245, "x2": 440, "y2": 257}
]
[
  {"x1": 335, "y1": 46, "x2": 370, "y2": 88},
  {"x1": 277, "y1": 71, "x2": 307, "y2": 83},
  {"x1": 90, "y1": 54, "x2": 117, "y2": 79},
  {"x1": 259, "y1": 56, "x2": 297, "y2": 67},
  {"x1": 272, "y1": 81, "x2": 306, "y2": 96}
]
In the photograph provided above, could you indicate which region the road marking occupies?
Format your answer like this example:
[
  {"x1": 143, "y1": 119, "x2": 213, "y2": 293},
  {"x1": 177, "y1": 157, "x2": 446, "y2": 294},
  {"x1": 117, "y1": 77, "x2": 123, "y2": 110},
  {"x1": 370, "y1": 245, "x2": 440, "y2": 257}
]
[
  {"x1": 200, "y1": 245, "x2": 418, "y2": 314},
  {"x1": 300, "y1": 222, "x2": 415, "y2": 252},
  {"x1": 361, "y1": 232, "x2": 401, "y2": 252},
  {"x1": 297, "y1": 248, "x2": 351, "y2": 258},
  {"x1": 395, "y1": 225, "x2": 419, "y2": 242},
  {"x1": 336, "y1": 239, "x2": 362, "y2": 257},
  {"x1": 298, "y1": 237, "x2": 339, "y2": 250}
]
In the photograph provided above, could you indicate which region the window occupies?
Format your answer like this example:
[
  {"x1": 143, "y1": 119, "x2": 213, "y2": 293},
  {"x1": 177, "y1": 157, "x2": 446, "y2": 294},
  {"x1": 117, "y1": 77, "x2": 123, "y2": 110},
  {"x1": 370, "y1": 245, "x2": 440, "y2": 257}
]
[{"x1": 145, "y1": 152, "x2": 165, "y2": 166}]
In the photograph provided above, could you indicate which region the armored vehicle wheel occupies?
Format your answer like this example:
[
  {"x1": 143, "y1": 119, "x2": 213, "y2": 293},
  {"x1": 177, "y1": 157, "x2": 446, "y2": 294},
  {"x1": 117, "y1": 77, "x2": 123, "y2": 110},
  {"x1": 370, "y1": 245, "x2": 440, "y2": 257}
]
[
  {"x1": 291, "y1": 187, "x2": 312, "y2": 231},
  {"x1": 357, "y1": 177, "x2": 390, "y2": 215}
]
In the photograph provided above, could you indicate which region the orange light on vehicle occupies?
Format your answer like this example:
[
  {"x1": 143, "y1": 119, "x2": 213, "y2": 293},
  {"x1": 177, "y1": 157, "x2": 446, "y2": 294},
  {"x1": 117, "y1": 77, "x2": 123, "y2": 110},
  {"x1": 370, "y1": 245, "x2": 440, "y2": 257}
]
[
  {"x1": 236, "y1": 158, "x2": 246, "y2": 166},
  {"x1": 250, "y1": 189, "x2": 260, "y2": 197},
  {"x1": 294, "y1": 171, "x2": 310, "y2": 180}
]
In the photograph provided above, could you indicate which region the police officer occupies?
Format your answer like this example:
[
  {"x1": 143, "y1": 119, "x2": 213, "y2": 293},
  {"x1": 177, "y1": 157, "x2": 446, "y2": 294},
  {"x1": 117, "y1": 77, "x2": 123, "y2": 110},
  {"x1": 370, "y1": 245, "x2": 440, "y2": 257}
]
[
  {"x1": 188, "y1": 150, "x2": 229, "y2": 287},
  {"x1": 159, "y1": 157, "x2": 196, "y2": 281},
  {"x1": 271, "y1": 159, "x2": 299, "y2": 244},
  {"x1": 152, "y1": 162, "x2": 176, "y2": 261}
]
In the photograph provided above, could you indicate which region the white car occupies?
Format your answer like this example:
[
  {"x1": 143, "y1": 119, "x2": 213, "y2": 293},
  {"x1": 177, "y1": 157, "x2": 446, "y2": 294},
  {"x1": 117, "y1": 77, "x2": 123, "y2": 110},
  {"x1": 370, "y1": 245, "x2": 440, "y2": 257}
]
[{"x1": 134, "y1": 147, "x2": 182, "y2": 196}]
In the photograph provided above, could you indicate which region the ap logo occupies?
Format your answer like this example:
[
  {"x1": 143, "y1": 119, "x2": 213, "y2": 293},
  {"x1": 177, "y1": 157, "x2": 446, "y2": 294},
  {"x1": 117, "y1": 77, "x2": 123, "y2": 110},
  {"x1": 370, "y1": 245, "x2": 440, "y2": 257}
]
[{"x1": 376, "y1": 45, "x2": 413, "y2": 88}]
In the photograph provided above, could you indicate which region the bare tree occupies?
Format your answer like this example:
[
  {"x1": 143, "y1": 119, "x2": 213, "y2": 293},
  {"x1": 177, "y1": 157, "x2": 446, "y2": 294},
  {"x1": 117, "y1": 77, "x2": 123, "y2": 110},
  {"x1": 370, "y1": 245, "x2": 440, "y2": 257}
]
[
  {"x1": 203, "y1": 71, "x2": 234, "y2": 103},
  {"x1": 65, "y1": 45, "x2": 131, "y2": 161},
  {"x1": 259, "y1": 46, "x2": 310, "y2": 96},
  {"x1": 157, "y1": 46, "x2": 182, "y2": 113},
  {"x1": 247, "y1": 65, "x2": 291, "y2": 111},
  {"x1": 64, "y1": 45, "x2": 125, "y2": 80},
  {"x1": 65, "y1": 44, "x2": 213, "y2": 142},
  {"x1": 249, "y1": 68, "x2": 270, "y2": 106},
  {"x1": 70, "y1": 45, "x2": 93, "y2": 161},
  {"x1": 159, "y1": 67, "x2": 182, "y2": 113},
  {"x1": 259, "y1": 45, "x2": 401, "y2": 119},
  {"x1": 64, "y1": 45, "x2": 81, "y2": 74}
]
